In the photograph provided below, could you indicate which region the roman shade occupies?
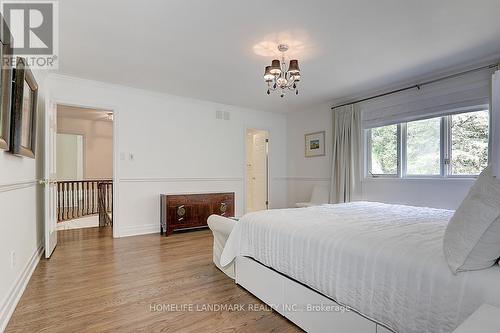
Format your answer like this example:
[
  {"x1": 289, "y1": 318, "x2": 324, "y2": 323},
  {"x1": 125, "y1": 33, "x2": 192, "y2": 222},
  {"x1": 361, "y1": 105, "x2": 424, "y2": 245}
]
[{"x1": 361, "y1": 70, "x2": 492, "y2": 129}]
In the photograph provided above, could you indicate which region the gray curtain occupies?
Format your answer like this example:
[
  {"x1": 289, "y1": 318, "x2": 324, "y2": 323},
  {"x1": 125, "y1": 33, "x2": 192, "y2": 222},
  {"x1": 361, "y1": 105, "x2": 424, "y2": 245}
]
[{"x1": 330, "y1": 104, "x2": 362, "y2": 203}]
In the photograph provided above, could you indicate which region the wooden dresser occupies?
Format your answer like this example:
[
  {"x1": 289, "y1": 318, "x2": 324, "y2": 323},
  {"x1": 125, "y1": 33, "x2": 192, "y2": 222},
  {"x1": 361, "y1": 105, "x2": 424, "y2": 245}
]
[{"x1": 160, "y1": 192, "x2": 235, "y2": 236}]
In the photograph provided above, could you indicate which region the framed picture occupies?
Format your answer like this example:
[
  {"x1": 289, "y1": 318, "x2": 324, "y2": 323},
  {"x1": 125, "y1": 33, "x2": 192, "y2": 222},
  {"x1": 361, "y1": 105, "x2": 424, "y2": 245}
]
[
  {"x1": 0, "y1": 15, "x2": 13, "y2": 150},
  {"x1": 305, "y1": 131, "x2": 325, "y2": 157},
  {"x1": 9, "y1": 57, "x2": 38, "y2": 158}
]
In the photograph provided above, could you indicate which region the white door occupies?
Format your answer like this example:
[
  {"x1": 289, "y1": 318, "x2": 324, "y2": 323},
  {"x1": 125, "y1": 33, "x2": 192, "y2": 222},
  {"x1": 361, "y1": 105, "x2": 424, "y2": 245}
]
[
  {"x1": 246, "y1": 129, "x2": 269, "y2": 213},
  {"x1": 44, "y1": 101, "x2": 58, "y2": 258},
  {"x1": 252, "y1": 131, "x2": 268, "y2": 211},
  {"x1": 245, "y1": 134, "x2": 254, "y2": 211}
]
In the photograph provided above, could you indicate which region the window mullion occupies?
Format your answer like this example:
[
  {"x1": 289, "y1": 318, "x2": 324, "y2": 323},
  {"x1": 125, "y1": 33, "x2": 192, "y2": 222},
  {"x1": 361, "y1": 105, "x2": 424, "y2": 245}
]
[
  {"x1": 448, "y1": 115, "x2": 452, "y2": 176},
  {"x1": 443, "y1": 116, "x2": 451, "y2": 177},
  {"x1": 400, "y1": 123, "x2": 407, "y2": 178},
  {"x1": 366, "y1": 129, "x2": 372, "y2": 177}
]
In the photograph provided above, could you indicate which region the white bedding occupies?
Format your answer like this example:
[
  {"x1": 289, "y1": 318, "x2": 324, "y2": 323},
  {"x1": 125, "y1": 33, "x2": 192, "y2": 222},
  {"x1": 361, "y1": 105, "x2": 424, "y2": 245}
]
[{"x1": 221, "y1": 202, "x2": 500, "y2": 333}]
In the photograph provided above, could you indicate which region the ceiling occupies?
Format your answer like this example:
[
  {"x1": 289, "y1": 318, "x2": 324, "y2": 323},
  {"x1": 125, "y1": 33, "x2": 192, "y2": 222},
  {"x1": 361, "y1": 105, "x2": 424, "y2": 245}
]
[{"x1": 57, "y1": 0, "x2": 500, "y2": 112}]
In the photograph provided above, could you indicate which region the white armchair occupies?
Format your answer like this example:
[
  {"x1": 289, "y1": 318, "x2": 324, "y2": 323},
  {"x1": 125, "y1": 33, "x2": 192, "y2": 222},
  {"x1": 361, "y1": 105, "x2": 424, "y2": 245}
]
[
  {"x1": 207, "y1": 214, "x2": 236, "y2": 279},
  {"x1": 296, "y1": 184, "x2": 330, "y2": 208}
]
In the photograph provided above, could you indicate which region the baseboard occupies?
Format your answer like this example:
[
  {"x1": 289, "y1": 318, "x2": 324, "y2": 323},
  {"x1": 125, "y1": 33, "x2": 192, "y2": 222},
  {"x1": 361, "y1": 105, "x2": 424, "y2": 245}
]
[
  {"x1": 119, "y1": 224, "x2": 159, "y2": 237},
  {"x1": 0, "y1": 244, "x2": 43, "y2": 333}
]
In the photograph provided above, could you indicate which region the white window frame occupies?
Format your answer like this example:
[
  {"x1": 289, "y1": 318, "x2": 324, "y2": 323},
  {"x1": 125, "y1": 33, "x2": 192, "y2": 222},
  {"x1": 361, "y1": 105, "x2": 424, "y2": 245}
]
[{"x1": 365, "y1": 109, "x2": 489, "y2": 180}]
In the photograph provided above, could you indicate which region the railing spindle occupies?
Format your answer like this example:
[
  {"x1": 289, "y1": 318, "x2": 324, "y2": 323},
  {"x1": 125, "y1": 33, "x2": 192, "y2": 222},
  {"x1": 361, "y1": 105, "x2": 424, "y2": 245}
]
[
  {"x1": 77, "y1": 182, "x2": 81, "y2": 218},
  {"x1": 56, "y1": 179, "x2": 113, "y2": 224},
  {"x1": 86, "y1": 182, "x2": 89, "y2": 215},
  {"x1": 65, "y1": 182, "x2": 69, "y2": 220},
  {"x1": 71, "y1": 183, "x2": 73, "y2": 218},
  {"x1": 57, "y1": 182, "x2": 61, "y2": 221},
  {"x1": 104, "y1": 184, "x2": 107, "y2": 213}
]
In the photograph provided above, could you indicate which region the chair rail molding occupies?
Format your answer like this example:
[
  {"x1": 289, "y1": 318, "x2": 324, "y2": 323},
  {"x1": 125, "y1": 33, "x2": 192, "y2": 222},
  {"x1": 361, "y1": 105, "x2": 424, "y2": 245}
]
[
  {"x1": 0, "y1": 179, "x2": 39, "y2": 193},
  {"x1": 119, "y1": 177, "x2": 244, "y2": 183},
  {"x1": 279, "y1": 177, "x2": 331, "y2": 181}
]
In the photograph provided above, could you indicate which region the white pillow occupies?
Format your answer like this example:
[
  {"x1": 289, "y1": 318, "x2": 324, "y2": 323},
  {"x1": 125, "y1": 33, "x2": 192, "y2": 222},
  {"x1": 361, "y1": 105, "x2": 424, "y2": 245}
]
[{"x1": 443, "y1": 166, "x2": 500, "y2": 273}]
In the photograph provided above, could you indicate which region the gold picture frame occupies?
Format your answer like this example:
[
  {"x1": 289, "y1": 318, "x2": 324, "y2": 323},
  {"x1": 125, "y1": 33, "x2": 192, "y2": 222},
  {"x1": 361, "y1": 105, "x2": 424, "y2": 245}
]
[{"x1": 9, "y1": 57, "x2": 38, "y2": 158}]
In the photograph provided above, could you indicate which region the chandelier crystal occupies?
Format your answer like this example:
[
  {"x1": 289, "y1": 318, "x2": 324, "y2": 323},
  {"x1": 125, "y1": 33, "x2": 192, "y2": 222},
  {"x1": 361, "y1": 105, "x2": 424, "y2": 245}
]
[{"x1": 263, "y1": 44, "x2": 301, "y2": 98}]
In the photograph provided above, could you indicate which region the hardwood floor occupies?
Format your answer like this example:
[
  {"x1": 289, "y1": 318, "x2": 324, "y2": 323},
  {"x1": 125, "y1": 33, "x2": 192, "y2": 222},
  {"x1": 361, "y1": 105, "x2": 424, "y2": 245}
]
[{"x1": 6, "y1": 228, "x2": 300, "y2": 333}]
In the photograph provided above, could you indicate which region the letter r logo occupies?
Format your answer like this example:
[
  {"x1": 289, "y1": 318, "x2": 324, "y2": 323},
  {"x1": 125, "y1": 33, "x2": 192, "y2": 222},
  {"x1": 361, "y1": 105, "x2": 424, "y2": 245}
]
[{"x1": 2, "y1": 1, "x2": 54, "y2": 54}]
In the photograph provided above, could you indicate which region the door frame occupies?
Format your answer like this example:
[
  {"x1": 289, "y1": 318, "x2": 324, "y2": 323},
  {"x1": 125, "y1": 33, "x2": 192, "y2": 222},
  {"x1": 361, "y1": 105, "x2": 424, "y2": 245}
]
[
  {"x1": 244, "y1": 127, "x2": 270, "y2": 214},
  {"x1": 49, "y1": 99, "x2": 120, "y2": 238}
]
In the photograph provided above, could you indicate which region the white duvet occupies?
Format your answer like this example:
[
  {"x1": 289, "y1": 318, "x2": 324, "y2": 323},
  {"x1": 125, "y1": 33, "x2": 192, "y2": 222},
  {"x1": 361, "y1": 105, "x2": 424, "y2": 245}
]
[{"x1": 221, "y1": 202, "x2": 500, "y2": 333}]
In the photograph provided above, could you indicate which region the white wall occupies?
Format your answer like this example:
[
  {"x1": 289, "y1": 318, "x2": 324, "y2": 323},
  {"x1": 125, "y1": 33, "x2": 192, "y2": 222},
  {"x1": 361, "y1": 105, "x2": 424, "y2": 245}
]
[
  {"x1": 45, "y1": 74, "x2": 288, "y2": 237},
  {"x1": 57, "y1": 114, "x2": 113, "y2": 180},
  {"x1": 286, "y1": 104, "x2": 474, "y2": 210},
  {"x1": 0, "y1": 70, "x2": 46, "y2": 332},
  {"x1": 361, "y1": 178, "x2": 473, "y2": 209},
  {"x1": 56, "y1": 133, "x2": 84, "y2": 180},
  {"x1": 286, "y1": 104, "x2": 332, "y2": 207}
]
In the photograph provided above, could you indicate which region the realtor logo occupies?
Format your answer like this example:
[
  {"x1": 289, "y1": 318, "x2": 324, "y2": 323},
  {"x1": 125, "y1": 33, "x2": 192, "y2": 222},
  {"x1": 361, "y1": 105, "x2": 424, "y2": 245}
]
[{"x1": 1, "y1": 0, "x2": 58, "y2": 68}]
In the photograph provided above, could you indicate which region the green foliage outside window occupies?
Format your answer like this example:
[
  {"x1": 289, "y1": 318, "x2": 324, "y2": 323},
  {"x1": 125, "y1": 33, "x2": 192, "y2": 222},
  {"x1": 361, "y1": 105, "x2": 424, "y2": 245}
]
[
  {"x1": 369, "y1": 110, "x2": 489, "y2": 177},
  {"x1": 371, "y1": 125, "x2": 398, "y2": 174},
  {"x1": 451, "y1": 111, "x2": 489, "y2": 175},
  {"x1": 407, "y1": 118, "x2": 441, "y2": 175}
]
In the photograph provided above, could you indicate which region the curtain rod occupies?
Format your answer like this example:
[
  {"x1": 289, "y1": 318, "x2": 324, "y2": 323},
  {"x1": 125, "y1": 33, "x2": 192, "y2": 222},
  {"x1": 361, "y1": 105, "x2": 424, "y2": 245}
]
[{"x1": 331, "y1": 62, "x2": 499, "y2": 110}]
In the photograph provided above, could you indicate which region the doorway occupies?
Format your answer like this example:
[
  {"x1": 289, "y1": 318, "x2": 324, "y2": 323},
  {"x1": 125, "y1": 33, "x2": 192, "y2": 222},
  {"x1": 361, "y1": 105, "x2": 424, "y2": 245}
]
[
  {"x1": 55, "y1": 105, "x2": 114, "y2": 232},
  {"x1": 246, "y1": 129, "x2": 269, "y2": 213}
]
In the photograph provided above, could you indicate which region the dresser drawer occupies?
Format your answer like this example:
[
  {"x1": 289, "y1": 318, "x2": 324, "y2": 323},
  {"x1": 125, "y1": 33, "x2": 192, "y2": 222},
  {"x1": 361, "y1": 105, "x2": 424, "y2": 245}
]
[
  {"x1": 160, "y1": 192, "x2": 235, "y2": 236},
  {"x1": 167, "y1": 202, "x2": 211, "y2": 226}
]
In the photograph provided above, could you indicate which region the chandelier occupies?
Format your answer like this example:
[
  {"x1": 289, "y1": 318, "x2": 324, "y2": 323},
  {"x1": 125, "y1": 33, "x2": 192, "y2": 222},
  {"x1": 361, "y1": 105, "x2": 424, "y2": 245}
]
[{"x1": 263, "y1": 44, "x2": 301, "y2": 97}]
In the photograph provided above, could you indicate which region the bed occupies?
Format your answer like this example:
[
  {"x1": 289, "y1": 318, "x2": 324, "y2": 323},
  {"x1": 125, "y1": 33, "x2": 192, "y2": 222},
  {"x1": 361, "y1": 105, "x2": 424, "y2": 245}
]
[{"x1": 220, "y1": 202, "x2": 500, "y2": 333}]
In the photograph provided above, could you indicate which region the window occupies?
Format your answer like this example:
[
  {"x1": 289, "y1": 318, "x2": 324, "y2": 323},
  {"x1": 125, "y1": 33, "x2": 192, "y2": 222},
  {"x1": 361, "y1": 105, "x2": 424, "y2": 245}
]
[
  {"x1": 368, "y1": 124, "x2": 399, "y2": 176},
  {"x1": 406, "y1": 118, "x2": 441, "y2": 176},
  {"x1": 366, "y1": 109, "x2": 489, "y2": 178},
  {"x1": 449, "y1": 110, "x2": 489, "y2": 176}
]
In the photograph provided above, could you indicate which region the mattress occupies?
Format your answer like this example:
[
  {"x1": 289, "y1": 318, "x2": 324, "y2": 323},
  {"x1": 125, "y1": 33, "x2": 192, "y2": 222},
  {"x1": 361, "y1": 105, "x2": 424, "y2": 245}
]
[{"x1": 221, "y1": 202, "x2": 500, "y2": 333}]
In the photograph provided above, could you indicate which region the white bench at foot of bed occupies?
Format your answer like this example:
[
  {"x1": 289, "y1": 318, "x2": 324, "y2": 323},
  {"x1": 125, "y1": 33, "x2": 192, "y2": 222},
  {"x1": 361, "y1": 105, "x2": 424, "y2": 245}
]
[{"x1": 236, "y1": 256, "x2": 394, "y2": 333}]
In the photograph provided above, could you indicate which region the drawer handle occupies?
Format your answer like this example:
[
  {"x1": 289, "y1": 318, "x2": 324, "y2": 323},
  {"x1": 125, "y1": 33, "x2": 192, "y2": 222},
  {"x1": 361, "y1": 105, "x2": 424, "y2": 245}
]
[
  {"x1": 177, "y1": 205, "x2": 186, "y2": 221},
  {"x1": 220, "y1": 202, "x2": 227, "y2": 215}
]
